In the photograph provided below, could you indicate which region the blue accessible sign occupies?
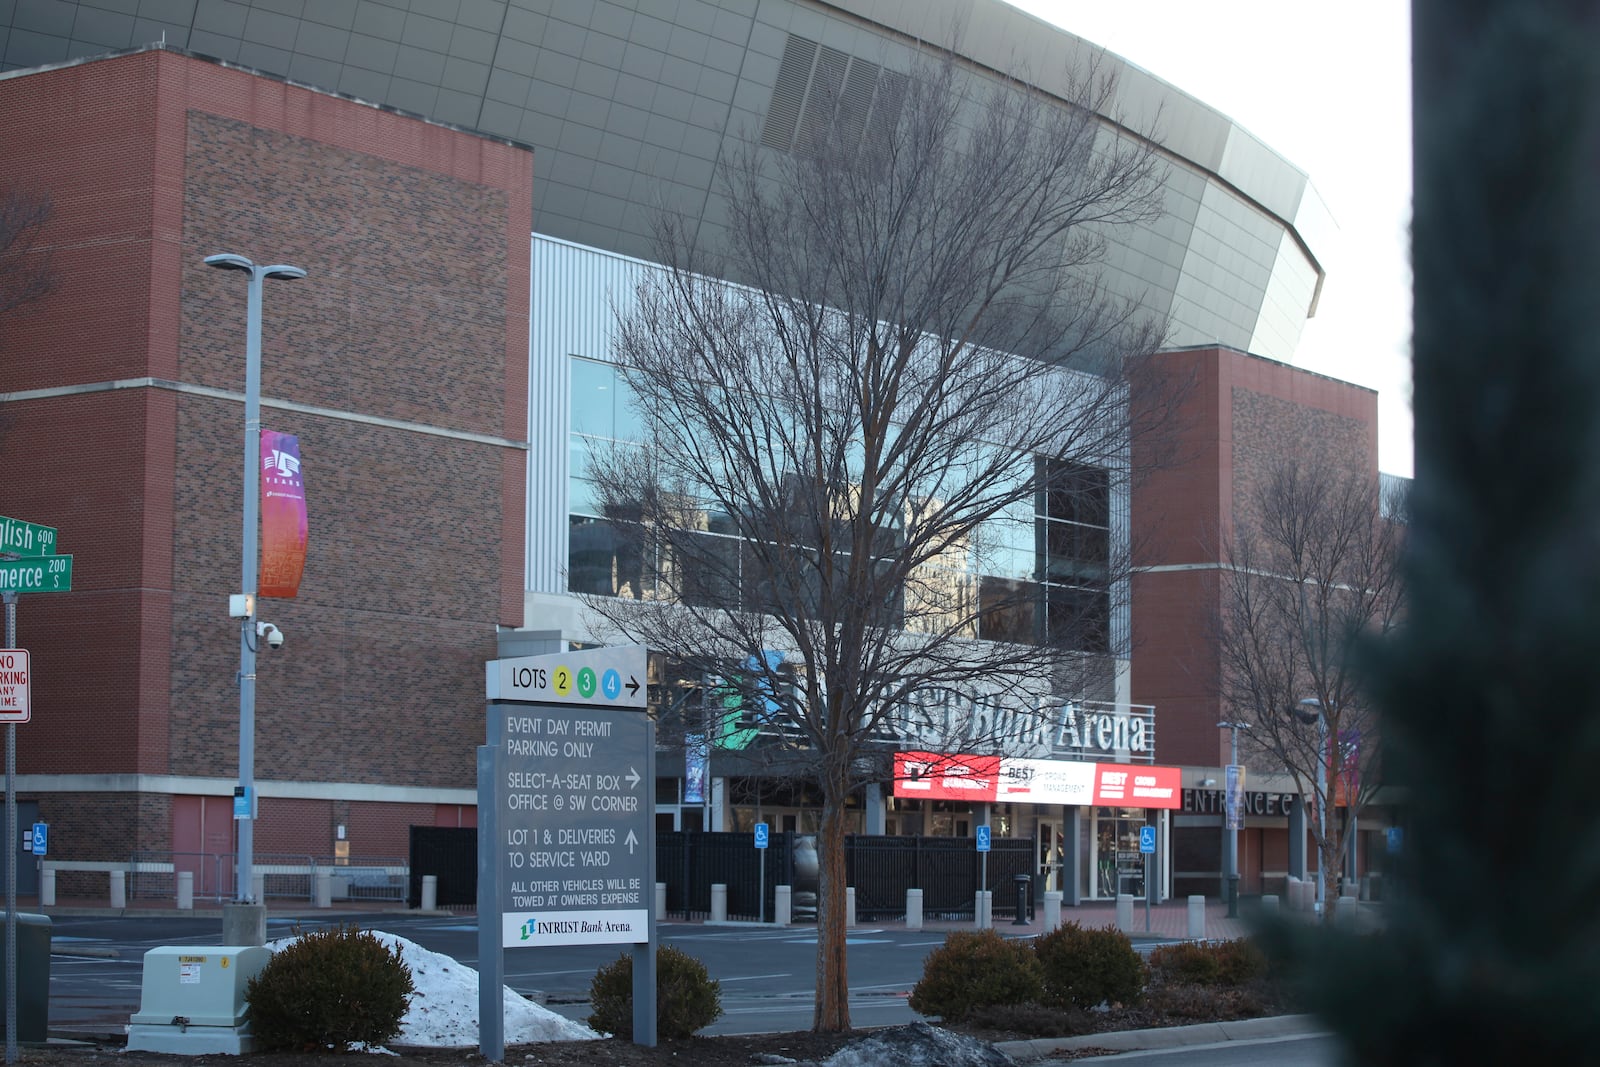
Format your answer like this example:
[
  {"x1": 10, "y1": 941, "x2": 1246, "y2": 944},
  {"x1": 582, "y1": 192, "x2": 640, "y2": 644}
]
[
  {"x1": 754, "y1": 823, "x2": 769, "y2": 849},
  {"x1": 30, "y1": 823, "x2": 47, "y2": 856},
  {"x1": 1139, "y1": 826, "x2": 1156, "y2": 853},
  {"x1": 975, "y1": 825, "x2": 991, "y2": 852}
]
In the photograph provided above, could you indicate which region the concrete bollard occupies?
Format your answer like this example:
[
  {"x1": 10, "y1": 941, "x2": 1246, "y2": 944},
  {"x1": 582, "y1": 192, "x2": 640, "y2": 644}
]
[
  {"x1": 110, "y1": 869, "x2": 127, "y2": 909},
  {"x1": 315, "y1": 869, "x2": 333, "y2": 908},
  {"x1": 1342, "y1": 880, "x2": 1359, "y2": 900},
  {"x1": 1187, "y1": 894, "x2": 1206, "y2": 939},
  {"x1": 973, "y1": 890, "x2": 993, "y2": 929},
  {"x1": 846, "y1": 886, "x2": 856, "y2": 928},
  {"x1": 40, "y1": 867, "x2": 55, "y2": 907},
  {"x1": 655, "y1": 882, "x2": 666, "y2": 921},
  {"x1": 774, "y1": 885, "x2": 792, "y2": 926},
  {"x1": 711, "y1": 883, "x2": 728, "y2": 922},
  {"x1": 421, "y1": 874, "x2": 438, "y2": 912},
  {"x1": 1115, "y1": 892, "x2": 1134, "y2": 932},
  {"x1": 253, "y1": 872, "x2": 266, "y2": 904},
  {"x1": 177, "y1": 870, "x2": 194, "y2": 910},
  {"x1": 1261, "y1": 894, "x2": 1280, "y2": 913},
  {"x1": 1044, "y1": 890, "x2": 1062, "y2": 931},
  {"x1": 906, "y1": 888, "x2": 923, "y2": 931}
]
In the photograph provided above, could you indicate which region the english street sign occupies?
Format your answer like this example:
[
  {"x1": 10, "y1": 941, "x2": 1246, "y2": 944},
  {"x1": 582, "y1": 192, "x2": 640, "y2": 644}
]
[
  {"x1": 0, "y1": 555, "x2": 71, "y2": 594},
  {"x1": 0, "y1": 516, "x2": 56, "y2": 557}
]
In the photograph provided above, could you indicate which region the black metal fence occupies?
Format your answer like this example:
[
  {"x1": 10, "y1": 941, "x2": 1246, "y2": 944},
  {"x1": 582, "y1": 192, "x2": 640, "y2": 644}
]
[{"x1": 408, "y1": 826, "x2": 1038, "y2": 921}]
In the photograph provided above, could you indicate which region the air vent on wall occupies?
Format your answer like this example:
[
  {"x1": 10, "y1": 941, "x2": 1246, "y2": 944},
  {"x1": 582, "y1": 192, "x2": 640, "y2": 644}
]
[{"x1": 760, "y1": 34, "x2": 908, "y2": 155}]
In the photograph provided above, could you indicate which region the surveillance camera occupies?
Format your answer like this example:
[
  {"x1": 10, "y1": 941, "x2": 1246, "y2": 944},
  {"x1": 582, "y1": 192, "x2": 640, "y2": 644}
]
[{"x1": 257, "y1": 621, "x2": 285, "y2": 650}]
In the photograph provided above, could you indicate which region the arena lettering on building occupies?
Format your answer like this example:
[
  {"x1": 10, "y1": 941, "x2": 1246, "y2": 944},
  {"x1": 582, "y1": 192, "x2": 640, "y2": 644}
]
[{"x1": 898, "y1": 687, "x2": 1155, "y2": 763}]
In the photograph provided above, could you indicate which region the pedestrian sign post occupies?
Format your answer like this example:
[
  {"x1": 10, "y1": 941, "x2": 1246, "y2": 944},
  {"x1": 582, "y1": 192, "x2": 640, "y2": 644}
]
[{"x1": 976, "y1": 825, "x2": 991, "y2": 897}]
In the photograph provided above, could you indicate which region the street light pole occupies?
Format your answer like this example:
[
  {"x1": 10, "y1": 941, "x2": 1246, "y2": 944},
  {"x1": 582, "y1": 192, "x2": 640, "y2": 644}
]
[
  {"x1": 1217, "y1": 720, "x2": 1250, "y2": 918},
  {"x1": 204, "y1": 253, "x2": 306, "y2": 943},
  {"x1": 1294, "y1": 697, "x2": 1331, "y2": 915}
]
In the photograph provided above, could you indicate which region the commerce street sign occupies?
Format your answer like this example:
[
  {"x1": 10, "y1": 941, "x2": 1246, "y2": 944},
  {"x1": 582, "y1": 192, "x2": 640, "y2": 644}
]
[{"x1": 0, "y1": 555, "x2": 71, "y2": 593}]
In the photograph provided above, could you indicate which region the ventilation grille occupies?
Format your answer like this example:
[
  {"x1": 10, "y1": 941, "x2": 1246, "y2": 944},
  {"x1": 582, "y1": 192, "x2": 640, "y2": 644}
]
[{"x1": 760, "y1": 34, "x2": 908, "y2": 153}]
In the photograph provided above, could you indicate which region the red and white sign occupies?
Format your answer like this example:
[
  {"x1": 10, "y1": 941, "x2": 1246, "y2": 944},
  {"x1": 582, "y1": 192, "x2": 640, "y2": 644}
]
[
  {"x1": 1093, "y1": 763, "x2": 1181, "y2": 808},
  {"x1": 894, "y1": 751, "x2": 1183, "y2": 810},
  {"x1": 0, "y1": 649, "x2": 29, "y2": 723},
  {"x1": 894, "y1": 751, "x2": 1000, "y2": 802}
]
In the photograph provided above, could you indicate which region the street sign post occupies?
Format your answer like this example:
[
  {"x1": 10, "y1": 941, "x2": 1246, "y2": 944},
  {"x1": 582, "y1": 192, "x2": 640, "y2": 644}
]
[
  {"x1": 754, "y1": 823, "x2": 769, "y2": 922},
  {"x1": 1139, "y1": 826, "x2": 1157, "y2": 931},
  {"x1": 0, "y1": 556, "x2": 71, "y2": 594},
  {"x1": 0, "y1": 516, "x2": 56, "y2": 558}
]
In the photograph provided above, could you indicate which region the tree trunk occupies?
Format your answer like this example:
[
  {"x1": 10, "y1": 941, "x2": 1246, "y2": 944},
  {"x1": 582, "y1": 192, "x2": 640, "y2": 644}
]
[
  {"x1": 1320, "y1": 836, "x2": 1342, "y2": 924},
  {"x1": 811, "y1": 770, "x2": 852, "y2": 1032}
]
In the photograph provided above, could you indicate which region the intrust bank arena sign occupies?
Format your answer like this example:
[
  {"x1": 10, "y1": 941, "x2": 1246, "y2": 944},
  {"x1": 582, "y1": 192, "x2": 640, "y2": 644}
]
[{"x1": 893, "y1": 751, "x2": 1182, "y2": 808}]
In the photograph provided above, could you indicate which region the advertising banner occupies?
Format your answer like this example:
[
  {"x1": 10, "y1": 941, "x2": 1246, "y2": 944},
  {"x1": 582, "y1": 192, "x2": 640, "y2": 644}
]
[
  {"x1": 893, "y1": 751, "x2": 1001, "y2": 802},
  {"x1": 684, "y1": 732, "x2": 708, "y2": 804},
  {"x1": 259, "y1": 430, "x2": 308, "y2": 598},
  {"x1": 1224, "y1": 764, "x2": 1245, "y2": 829},
  {"x1": 893, "y1": 752, "x2": 1181, "y2": 809}
]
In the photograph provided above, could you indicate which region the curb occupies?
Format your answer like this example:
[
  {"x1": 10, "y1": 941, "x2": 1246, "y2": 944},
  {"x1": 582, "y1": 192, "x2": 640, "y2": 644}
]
[{"x1": 997, "y1": 1014, "x2": 1327, "y2": 1060}]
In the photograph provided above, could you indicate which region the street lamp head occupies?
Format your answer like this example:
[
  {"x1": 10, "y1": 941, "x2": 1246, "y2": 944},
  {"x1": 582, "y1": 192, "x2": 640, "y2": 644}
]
[
  {"x1": 204, "y1": 253, "x2": 255, "y2": 272},
  {"x1": 1290, "y1": 697, "x2": 1324, "y2": 725},
  {"x1": 205, "y1": 254, "x2": 307, "y2": 282}
]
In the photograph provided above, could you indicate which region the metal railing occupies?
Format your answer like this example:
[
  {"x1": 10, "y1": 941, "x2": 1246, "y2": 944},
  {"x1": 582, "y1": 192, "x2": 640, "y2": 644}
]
[{"x1": 126, "y1": 851, "x2": 408, "y2": 903}]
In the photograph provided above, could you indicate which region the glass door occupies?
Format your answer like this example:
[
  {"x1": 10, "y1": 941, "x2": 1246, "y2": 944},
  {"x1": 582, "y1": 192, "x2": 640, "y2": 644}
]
[{"x1": 1092, "y1": 807, "x2": 1149, "y2": 899}]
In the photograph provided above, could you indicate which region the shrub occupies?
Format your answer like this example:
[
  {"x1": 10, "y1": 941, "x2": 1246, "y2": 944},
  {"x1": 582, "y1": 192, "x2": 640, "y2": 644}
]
[
  {"x1": 245, "y1": 924, "x2": 413, "y2": 1051},
  {"x1": 1033, "y1": 922, "x2": 1146, "y2": 1009},
  {"x1": 1147, "y1": 941, "x2": 1222, "y2": 987},
  {"x1": 965, "y1": 1000, "x2": 1093, "y2": 1037},
  {"x1": 908, "y1": 929, "x2": 1043, "y2": 1024},
  {"x1": 587, "y1": 945, "x2": 723, "y2": 1039},
  {"x1": 1147, "y1": 938, "x2": 1268, "y2": 988}
]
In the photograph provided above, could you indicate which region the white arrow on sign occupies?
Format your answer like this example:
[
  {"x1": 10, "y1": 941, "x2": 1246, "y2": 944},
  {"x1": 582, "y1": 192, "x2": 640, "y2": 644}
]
[
  {"x1": 626, "y1": 767, "x2": 641, "y2": 788},
  {"x1": 625, "y1": 829, "x2": 639, "y2": 854}
]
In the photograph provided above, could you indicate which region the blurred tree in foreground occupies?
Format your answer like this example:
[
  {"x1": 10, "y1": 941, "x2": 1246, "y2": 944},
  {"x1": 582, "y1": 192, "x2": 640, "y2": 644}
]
[{"x1": 1265, "y1": 3, "x2": 1600, "y2": 1062}]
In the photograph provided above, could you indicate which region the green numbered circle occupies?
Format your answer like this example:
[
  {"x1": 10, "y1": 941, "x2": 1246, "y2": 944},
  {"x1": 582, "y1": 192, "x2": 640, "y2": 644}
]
[{"x1": 576, "y1": 667, "x2": 598, "y2": 698}]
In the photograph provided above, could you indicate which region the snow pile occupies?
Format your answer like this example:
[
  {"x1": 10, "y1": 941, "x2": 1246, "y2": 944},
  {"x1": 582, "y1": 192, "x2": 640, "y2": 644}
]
[
  {"x1": 821, "y1": 1023, "x2": 1013, "y2": 1067},
  {"x1": 264, "y1": 929, "x2": 599, "y2": 1048}
]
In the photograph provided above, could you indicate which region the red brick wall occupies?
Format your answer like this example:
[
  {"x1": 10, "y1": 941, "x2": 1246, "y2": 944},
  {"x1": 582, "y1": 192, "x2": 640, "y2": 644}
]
[
  {"x1": 0, "y1": 49, "x2": 531, "y2": 858},
  {"x1": 1131, "y1": 348, "x2": 1379, "y2": 767}
]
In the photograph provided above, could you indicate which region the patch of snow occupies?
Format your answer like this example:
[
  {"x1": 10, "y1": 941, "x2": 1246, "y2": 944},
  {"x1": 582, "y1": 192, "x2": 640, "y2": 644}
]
[
  {"x1": 264, "y1": 929, "x2": 599, "y2": 1048},
  {"x1": 821, "y1": 1023, "x2": 1013, "y2": 1067}
]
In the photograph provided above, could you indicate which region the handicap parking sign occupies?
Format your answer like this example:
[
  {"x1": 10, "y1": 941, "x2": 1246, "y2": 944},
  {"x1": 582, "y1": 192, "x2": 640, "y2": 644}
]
[
  {"x1": 1139, "y1": 826, "x2": 1156, "y2": 853},
  {"x1": 754, "y1": 822, "x2": 769, "y2": 849},
  {"x1": 976, "y1": 825, "x2": 991, "y2": 852}
]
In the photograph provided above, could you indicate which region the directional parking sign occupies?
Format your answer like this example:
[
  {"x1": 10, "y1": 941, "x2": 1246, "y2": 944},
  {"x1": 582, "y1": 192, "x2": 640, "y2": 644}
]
[
  {"x1": 1139, "y1": 826, "x2": 1157, "y2": 853},
  {"x1": 488, "y1": 645, "x2": 647, "y2": 708},
  {"x1": 976, "y1": 825, "x2": 991, "y2": 852}
]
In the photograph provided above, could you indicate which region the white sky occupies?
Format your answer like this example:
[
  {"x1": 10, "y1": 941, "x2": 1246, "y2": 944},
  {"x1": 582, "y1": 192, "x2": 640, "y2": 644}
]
[{"x1": 1005, "y1": 1, "x2": 1415, "y2": 477}]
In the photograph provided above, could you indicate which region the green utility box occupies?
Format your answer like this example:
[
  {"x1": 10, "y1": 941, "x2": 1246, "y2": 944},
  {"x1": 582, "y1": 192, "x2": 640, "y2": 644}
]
[{"x1": 0, "y1": 911, "x2": 51, "y2": 1043}]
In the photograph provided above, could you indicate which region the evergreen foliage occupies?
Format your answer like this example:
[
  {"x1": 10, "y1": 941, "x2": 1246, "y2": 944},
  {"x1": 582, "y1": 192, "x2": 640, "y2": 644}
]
[
  {"x1": 587, "y1": 945, "x2": 723, "y2": 1039},
  {"x1": 245, "y1": 925, "x2": 413, "y2": 1051},
  {"x1": 907, "y1": 929, "x2": 1044, "y2": 1023},
  {"x1": 1032, "y1": 922, "x2": 1145, "y2": 1009}
]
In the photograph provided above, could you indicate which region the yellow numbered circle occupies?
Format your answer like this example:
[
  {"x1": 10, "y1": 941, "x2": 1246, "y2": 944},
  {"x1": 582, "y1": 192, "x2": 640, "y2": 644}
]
[{"x1": 552, "y1": 666, "x2": 573, "y2": 696}]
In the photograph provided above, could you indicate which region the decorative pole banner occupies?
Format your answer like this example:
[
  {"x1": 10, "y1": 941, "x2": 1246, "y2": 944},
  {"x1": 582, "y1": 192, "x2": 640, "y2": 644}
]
[{"x1": 259, "y1": 430, "x2": 308, "y2": 598}]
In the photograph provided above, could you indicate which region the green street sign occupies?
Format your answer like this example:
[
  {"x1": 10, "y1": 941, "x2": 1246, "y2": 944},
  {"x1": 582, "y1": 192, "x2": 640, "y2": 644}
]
[
  {"x1": 0, "y1": 515, "x2": 56, "y2": 557},
  {"x1": 0, "y1": 555, "x2": 71, "y2": 593}
]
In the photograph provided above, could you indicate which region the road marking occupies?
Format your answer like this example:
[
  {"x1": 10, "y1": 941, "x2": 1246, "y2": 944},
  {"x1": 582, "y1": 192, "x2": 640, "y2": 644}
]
[{"x1": 716, "y1": 972, "x2": 791, "y2": 983}]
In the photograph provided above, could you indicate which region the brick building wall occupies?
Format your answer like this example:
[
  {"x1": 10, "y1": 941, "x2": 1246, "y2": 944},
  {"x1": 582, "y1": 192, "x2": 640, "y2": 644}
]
[
  {"x1": 0, "y1": 48, "x2": 531, "y2": 863},
  {"x1": 1131, "y1": 347, "x2": 1379, "y2": 769}
]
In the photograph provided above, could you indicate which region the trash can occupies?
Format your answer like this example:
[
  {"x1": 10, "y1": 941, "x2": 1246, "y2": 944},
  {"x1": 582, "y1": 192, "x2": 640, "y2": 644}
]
[{"x1": 0, "y1": 911, "x2": 50, "y2": 1042}]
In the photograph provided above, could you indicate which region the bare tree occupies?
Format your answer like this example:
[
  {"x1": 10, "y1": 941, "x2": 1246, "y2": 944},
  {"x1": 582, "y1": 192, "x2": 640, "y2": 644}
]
[
  {"x1": 1215, "y1": 460, "x2": 1405, "y2": 922},
  {"x1": 580, "y1": 50, "x2": 1179, "y2": 1030},
  {"x1": 0, "y1": 189, "x2": 53, "y2": 319}
]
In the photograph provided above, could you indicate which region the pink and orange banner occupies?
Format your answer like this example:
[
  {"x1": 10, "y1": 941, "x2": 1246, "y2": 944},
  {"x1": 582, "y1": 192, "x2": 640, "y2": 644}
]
[{"x1": 259, "y1": 430, "x2": 307, "y2": 599}]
